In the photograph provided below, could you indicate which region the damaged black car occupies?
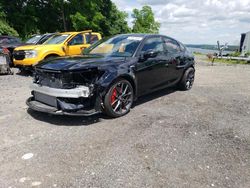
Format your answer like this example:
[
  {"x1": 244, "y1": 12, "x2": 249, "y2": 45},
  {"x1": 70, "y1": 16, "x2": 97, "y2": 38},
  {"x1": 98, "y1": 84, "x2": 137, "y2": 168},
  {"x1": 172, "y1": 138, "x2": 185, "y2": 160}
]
[{"x1": 27, "y1": 34, "x2": 195, "y2": 117}]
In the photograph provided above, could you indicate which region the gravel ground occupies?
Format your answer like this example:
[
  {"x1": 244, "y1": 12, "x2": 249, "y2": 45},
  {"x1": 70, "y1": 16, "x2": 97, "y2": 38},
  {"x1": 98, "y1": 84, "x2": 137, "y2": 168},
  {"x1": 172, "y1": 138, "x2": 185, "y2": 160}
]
[{"x1": 0, "y1": 62, "x2": 250, "y2": 188}]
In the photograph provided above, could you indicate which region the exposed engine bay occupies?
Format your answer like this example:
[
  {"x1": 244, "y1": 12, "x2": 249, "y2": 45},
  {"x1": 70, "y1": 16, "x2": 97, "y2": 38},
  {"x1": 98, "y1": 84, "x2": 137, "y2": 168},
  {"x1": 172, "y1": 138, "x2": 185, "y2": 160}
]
[{"x1": 28, "y1": 67, "x2": 105, "y2": 115}]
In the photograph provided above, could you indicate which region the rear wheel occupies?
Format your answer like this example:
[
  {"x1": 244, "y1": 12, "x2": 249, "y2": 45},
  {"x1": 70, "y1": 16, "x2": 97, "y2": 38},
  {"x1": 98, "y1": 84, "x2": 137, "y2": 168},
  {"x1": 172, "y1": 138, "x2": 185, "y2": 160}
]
[
  {"x1": 103, "y1": 79, "x2": 134, "y2": 118},
  {"x1": 178, "y1": 67, "x2": 195, "y2": 90}
]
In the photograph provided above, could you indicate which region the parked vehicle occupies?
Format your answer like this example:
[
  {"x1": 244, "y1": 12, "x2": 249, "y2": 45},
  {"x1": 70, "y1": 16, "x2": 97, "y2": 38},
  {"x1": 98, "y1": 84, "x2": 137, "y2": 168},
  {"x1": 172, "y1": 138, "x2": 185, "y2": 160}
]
[
  {"x1": 26, "y1": 33, "x2": 55, "y2": 45},
  {"x1": 0, "y1": 47, "x2": 12, "y2": 75},
  {"x1": 13, "y1": 30, "x2": 102, "y2": 70},
  {"x1": 0, "y1": 35, "x2": 25, "y2": 67},
  {"x1": 27, "y1": 34, "x2": 195, "y2": 118}
]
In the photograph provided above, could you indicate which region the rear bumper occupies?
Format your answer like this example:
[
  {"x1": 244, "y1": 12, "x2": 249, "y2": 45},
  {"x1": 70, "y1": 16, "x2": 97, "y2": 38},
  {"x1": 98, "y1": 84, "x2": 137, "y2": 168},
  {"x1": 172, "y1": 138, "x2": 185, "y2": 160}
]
[{"x1": 26, "y1": 97, "x2": 100, "y2": 116}]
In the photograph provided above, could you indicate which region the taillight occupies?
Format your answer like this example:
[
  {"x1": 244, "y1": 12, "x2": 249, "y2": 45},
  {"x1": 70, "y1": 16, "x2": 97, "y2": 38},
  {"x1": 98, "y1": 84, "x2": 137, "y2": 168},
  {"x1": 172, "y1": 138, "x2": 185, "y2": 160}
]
[{"x1": 2, "y1": 48, "x2": 10, "y2": 54}]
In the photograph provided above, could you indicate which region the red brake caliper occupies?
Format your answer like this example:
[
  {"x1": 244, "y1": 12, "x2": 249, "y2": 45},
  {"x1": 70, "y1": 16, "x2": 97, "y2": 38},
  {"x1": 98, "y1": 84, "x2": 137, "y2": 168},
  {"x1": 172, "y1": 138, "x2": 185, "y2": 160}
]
[{"x1": 111, "y1": 88, "x2": 117, "y2": 105}]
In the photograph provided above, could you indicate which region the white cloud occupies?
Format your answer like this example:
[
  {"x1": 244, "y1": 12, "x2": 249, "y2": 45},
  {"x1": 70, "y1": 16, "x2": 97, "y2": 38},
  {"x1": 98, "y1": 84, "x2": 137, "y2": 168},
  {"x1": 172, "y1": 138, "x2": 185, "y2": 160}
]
[{"x1": 112, "y1": 0, "x2": 250, "y2": 44}]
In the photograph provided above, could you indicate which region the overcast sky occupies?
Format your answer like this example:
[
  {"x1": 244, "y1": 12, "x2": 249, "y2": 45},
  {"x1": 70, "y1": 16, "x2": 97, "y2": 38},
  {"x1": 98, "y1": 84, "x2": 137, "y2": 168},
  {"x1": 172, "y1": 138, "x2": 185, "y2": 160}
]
[{"x1": 112, "y1": 0, "x2": 250, "y2": 45}]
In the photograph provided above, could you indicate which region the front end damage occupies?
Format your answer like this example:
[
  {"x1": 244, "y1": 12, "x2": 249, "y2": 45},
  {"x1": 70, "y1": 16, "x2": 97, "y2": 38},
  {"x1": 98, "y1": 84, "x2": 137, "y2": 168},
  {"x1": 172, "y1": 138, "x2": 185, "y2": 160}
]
[{"x1": 27, "y1": 68, "x2": 105, "y2": 116}]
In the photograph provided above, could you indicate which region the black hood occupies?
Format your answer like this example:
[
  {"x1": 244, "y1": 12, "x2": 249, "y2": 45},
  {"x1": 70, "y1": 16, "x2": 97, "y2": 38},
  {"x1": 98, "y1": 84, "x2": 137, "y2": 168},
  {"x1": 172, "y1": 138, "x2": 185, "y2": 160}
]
[{"x1": 35, "y1": 55, "x2": 127, "y2": 71}]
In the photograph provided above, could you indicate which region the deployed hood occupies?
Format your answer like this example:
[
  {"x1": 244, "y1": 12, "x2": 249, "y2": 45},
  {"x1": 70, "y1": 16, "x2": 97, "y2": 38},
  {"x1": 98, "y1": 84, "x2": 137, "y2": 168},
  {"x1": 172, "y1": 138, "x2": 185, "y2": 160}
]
[{"x1": 35, "y1": 55, "x2": 127, "y2": 71}]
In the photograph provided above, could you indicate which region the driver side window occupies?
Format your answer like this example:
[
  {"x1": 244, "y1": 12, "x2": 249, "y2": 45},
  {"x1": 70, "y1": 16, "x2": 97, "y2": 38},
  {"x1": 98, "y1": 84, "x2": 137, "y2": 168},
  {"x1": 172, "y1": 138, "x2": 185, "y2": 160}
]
[
  {"x1": 68, "y1": 34, "x2": 83, "y2": 46},
  {"x1": 141, "y1": 37, "x2": 164, "y2": 54}
]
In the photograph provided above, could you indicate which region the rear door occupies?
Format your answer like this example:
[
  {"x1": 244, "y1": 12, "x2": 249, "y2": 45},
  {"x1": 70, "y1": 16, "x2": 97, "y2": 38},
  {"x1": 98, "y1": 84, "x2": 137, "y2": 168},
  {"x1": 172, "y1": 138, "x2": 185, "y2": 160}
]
[
  {"x1": 163, "y1": 37, "x2": 184, "y2": 83},
  {"x1": 84, "y1": 33, "x2": 100, "y2": 45}
]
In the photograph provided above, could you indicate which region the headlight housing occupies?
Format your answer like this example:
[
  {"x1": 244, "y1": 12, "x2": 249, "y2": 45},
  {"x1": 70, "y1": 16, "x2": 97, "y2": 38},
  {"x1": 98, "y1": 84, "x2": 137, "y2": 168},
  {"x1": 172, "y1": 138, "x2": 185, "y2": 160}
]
[{"x1": 24, "y1": 50, "x2": 37, "y2": 58}]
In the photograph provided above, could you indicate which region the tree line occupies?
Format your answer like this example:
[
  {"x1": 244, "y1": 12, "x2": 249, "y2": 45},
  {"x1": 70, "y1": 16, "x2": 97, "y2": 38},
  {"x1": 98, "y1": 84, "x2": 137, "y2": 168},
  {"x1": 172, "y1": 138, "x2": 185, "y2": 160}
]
[{"x1": 0, "y1": 0, "x2": 160, "y2": 39}]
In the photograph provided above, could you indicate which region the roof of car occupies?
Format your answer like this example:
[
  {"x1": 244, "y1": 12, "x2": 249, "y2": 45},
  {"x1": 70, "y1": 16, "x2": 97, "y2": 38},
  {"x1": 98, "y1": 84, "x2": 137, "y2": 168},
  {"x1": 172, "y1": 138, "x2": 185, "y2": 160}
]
[
  {"x1": 60, "y1": 31, "x2": 100, "y2": 35},
  {"x1": 116, "y1": 33, "x2": 165, "y2": 38},
  {"x1": 0, "y1": 35, "x2": 19, "y2": 39}
]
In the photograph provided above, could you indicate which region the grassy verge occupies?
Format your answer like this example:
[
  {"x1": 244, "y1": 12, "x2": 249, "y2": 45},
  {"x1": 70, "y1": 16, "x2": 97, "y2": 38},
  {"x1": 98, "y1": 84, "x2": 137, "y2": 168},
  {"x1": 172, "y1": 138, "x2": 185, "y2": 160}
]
[
  {"x1": 193, "y1": 52, "x2": 203, "y2": 55},
  {"x1": 213, "y1": 58, "x2": 249, "y2": 64},
  {"x1": 194, "y1": 54, "x2": 249, "y2": 65}
]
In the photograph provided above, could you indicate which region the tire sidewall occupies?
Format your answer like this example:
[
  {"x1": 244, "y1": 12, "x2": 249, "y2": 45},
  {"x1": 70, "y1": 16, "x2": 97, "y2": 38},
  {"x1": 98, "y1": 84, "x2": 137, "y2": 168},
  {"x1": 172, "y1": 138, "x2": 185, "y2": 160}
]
[
  {"x1": 103, "y1": 79, "x2": 134, "y2": 118},
  {"x1": 180, "y1": 67, "x2": 195, "y2": 90}
]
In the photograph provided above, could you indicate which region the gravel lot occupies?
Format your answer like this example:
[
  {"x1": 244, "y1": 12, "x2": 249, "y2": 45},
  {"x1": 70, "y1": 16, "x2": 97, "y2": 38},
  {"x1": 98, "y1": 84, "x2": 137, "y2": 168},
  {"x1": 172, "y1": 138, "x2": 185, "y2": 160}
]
[{"x1": 0, "y1": 62, "x2": 250, "y2": 188}]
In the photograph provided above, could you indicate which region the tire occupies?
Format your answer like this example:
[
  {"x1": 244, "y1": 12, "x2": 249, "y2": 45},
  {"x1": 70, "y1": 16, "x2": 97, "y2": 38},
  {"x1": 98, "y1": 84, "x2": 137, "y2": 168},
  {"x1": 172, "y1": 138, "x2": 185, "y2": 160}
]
[
  {"x1": 103, "y1": 79, "x2": 134, "y2": 118},
  {"x1": 178, "y1": 67, "x2": 195, "y2": 90}
]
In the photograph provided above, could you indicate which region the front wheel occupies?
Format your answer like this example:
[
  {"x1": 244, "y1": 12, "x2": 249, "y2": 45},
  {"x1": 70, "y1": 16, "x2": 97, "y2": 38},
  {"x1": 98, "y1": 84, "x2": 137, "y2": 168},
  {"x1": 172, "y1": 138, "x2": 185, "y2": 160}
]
[
  {"x1": 103, "y1": 79, "x2": 134, "y2": 118},
  {"x1": 178, "y1": 67, "x2": 195, "y2": 90}
]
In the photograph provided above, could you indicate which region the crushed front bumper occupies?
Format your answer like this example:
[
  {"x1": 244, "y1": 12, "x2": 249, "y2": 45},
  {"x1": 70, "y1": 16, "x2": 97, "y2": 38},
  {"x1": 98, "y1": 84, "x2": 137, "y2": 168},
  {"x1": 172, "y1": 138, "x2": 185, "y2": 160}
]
[
  {"x1": 26, "y1": 97, "x2": 100, "y2": 116},
  {"x1": 27, "y1": 83, "x2": 101, "y2": 116}
]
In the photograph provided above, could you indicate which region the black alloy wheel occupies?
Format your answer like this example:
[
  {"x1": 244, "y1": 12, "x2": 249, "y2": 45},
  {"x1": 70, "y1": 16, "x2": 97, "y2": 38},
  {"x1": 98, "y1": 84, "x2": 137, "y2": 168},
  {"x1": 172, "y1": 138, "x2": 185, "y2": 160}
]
[
  {"x1": 104, "y1": 79, "x2": 134, "y2": 118},
  {"x1": 178, "y1": 67, "x2": 195, "y2": 90}
]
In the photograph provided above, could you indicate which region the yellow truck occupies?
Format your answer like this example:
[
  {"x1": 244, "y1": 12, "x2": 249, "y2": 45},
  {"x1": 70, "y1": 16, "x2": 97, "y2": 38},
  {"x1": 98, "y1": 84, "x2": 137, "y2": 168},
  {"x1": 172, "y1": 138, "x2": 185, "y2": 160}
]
[{"x1": 13, "y1": 30, "x2": 102, "y2": 69}]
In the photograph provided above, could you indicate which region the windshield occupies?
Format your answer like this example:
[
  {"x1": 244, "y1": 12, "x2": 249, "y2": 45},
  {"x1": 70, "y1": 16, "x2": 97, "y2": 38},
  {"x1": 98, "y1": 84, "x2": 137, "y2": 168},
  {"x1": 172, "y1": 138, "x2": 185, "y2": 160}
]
[
  {"x1": 26, "y1": 35, "x2": 42, "y2": 44},
  {"x1": 44, "y1": 34, "x2": 70, "y2": 44},
  {"x1": 84, "y1": 35, "x2": 143, "y2": 57},
  {"x1": 0, "y1": 37, "x2": 21, "y2": 44}
]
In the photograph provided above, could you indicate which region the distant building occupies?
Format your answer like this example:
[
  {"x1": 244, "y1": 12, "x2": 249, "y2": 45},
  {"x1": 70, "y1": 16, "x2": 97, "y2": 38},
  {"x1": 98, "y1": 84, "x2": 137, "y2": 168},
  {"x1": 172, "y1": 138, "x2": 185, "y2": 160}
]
[{"x1": 240, "y1": 31, "x2": 250, "y2": 55}]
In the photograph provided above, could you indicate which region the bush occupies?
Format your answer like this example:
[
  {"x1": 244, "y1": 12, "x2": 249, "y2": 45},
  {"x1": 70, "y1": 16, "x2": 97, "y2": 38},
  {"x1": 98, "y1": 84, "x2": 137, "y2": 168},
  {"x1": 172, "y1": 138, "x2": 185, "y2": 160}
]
[
  {"x1": 245, "y1": 52, "x2": 250, "y2": 57},
  {"x1": 229, "y1": 51, "x2": 241, "y2": 57},
  {"x1": 0, "y1": 20, "x2": 18, "y2": 36}
]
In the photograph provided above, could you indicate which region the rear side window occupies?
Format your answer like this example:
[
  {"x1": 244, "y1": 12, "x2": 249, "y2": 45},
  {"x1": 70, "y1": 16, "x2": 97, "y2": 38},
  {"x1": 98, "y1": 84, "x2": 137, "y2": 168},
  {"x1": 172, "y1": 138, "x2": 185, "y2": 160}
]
[
  {"x1": 141, "y1": 37, "x2": 164, "y2": 53},
  {"x1": 11, "y1": 38, "x2": 21, "y2": 43},
  {"x1": 179, "y1": 43, "x2": 186, "y2": 52},
  {"x1": 85, "y1": 34, "x2": 99, "y2": 44},
  {"x1": 164, "y1": 37, "x2": 180, "y2": 53}
]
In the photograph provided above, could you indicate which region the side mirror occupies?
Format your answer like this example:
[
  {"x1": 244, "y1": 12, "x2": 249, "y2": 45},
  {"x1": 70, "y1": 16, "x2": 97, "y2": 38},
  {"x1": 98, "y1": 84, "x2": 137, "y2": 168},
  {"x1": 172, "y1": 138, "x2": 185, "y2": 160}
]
[
  {"x1": 142, "y1": 50, "x2": 158, "y2": 60},
  {"x1": 139, "y1": 50, "x2": 158, "y2": 62}
]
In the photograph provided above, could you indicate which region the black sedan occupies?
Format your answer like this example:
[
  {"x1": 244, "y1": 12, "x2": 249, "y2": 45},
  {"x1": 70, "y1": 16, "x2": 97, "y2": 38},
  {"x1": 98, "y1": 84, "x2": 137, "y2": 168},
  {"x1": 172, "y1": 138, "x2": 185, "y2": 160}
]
[{"x1": 27, "y1": 34, "x2": 195, "y2": 118}]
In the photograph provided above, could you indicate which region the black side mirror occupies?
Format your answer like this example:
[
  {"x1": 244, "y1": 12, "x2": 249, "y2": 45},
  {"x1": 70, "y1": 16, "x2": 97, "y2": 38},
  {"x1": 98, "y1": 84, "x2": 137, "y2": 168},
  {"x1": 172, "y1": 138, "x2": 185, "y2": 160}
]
[{"x1": 143, "y1": 50, "x2": 158, "y2": 59}]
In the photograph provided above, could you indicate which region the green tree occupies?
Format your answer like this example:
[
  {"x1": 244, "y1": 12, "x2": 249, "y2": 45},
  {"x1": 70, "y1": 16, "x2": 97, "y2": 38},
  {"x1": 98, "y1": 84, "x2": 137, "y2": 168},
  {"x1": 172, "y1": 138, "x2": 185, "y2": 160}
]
[
  {"x1": 70, "y1": 1, "x2": 130, "y2": 36},
  {"x1": 0, "y1": 5, "x2": 18, "y2": 36},
  {"x1": 1, "y1": 0, "x2": 40, "y2": 38},
  {"x1": 0, "y1": 20, "x2": 19, "y2": 36},
  {"x1": 104, "y1": 3, "x2": 131, "y2": 35},
  {"x1": 132, "y1": 5, "x2": 160, "y2": 33},
  {"x1": 0, "y1": 0, "x2": 131, "y2": 38}
]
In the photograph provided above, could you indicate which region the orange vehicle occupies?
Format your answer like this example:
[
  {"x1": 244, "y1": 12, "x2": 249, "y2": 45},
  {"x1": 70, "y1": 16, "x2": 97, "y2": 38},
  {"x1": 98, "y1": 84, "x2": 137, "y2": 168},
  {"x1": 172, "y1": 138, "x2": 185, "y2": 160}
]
[{"x1": 13, "y1": 30, "x2": 102, "y2": 69}]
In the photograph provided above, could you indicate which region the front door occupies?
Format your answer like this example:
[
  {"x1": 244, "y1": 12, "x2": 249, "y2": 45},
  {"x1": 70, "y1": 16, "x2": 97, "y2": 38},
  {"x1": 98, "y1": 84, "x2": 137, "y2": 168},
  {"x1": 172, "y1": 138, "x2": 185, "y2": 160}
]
[
  {"x1": 135, "y1": 36, "x2": 169, "y2": 96},
  {"x1": 66, "y1": 34, "x2": 87, "y2": 55}
]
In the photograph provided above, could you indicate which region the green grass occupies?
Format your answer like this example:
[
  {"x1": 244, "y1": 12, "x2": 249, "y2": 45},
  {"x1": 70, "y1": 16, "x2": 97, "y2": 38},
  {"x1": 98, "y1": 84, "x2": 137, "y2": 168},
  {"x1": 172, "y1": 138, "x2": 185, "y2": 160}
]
[
  {"x1": 193, "y1": 51, "x2": 203, "y2": 55},
  {"x1": 194, "y1": 54, "x2": 250, "y2": 65},
  {"x1": 213, "y1": 58, "x2": 249, "y2": 64}
]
